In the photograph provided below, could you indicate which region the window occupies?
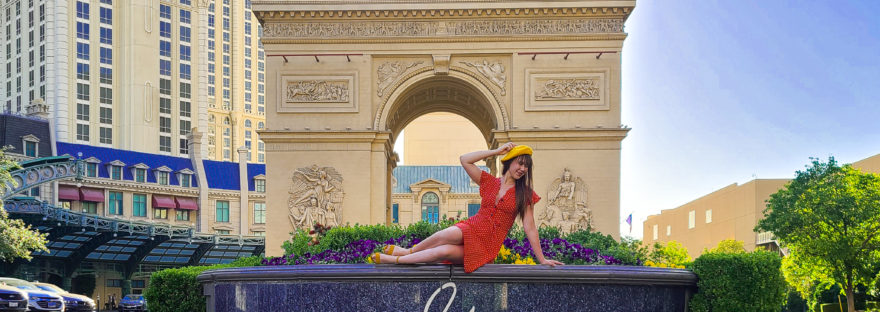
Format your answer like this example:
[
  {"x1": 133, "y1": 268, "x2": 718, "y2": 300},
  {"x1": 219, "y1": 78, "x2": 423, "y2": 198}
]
[
  {"x1": 160, "y1": 98, "x2": 171, "y2": 114},
  {"x1": 159, "y1": 41, "x2": 170, "y2": 57},
  {"x1": 421, "y1": 192, "x2": 440, "y2": 224},
  {"x1": 253, "y1": 202, "x2": 265, "y2": 224},
  {"x1": 180, "y1": 82, "x2": 191, "y2": 98},
  {"x1": 159, "y1": 136, "x2": 171, "y2": 152},
  {"x1": 706, "y1": 210, "x2": 712, "y2": 223},
  {"x1": 159, "y1": 21, "x2": 170, "y2": 38},
  {"x1": 132, "y1": 194, "x2": 147, "y2": 217},
  {"x1": 180, "y1": 101, "x2": 191, "y2": 117},
  {"x1": 158, "y1": 172, "x2": 168, "y2": 185},
  {"x1": 30, "y1": 187, "x2": 40, "y2": 197},
  {"x1": 100, "y1": 87, "x2": 112, "y2": 104},
  {"x1": 255, "y1": 179, "x2": 265, "y2": 193},
  {"x1": 179, "y1": 139, "x2": 188, "y2": 155},
  {"x1": 76, "y1": 1, "x2": 89, "y2": 19},
  {"x1": 131, "y1": 168, "x2": 145, "y2": 182},
  {"x1": 82, "y1": 202, "x2": 97, "y2": 214},
  {"x1": 179, "y1": 63, "x2": 190, "y2": 80},
  {"x1": 131, "y1": 280, "x2": 145, "y2": 289},
  {"x1": 160, "y1": 5, "x2": 170, "y2": 19},
  {"x1": 216, "y1": 230, "x2": 230, "y2": 235},
  {"x1": 176, "y1": 210, "x2": 190, "y2": 221},
  {"x1": 159, "y1": 59, "x2": 171, "y2": 76},
  {"x1": 392, "y1": 203, "x2": 398, "y2": 224},
  {"x1": 108, "y1": 191, "x2": 123, "y2": 215},
  {"x1": 77, "y1": 83, "x2": 90, "y2": 101},
  {"x1": 86, "y1": 163, "x2": 97, "y2": 177},
  {"x1": 24, "y1": 141, "x2": 37, "y2": 157},
  {"x1": 76, "y1": 22, "x2": 89, "y2": 40},
  {"x1": 100, "y1": 27, "x2": 112, "y2": 44},
  {"x1": 154, "y1": 208, "x2": 168, "y2": 219},
  {"x1": 180, "y1": 174, "x2": 190, "y2": 187},
  {"x1": 106, "y1": 279, "x2": 122, "y2": 288},
  {"x1": 688, "y1": 210, "x2": 695, "y2": 229},
  {"x1": 216, "y1": 201, "x2": 229, "y2": 222},
  {"x1": 180, "y1": 9, "x2": 190, "y2": 23},
  {"x1": 251, "y1": 231, "x2": 265, "y2": 237},
  {"x1": 76, "y1": 124, "x2": 90, "y2": 141},
  {"x1": 76, "y1": 63, "x2": 89, "y2": 80},
  {"x1": 160, "y1": 117, "x2": 171, "y2": 133},
  {"x1": 100, "y1": 107, "x2": 112, "y2": 123},
  {"x1": 180, "y1": 120, "x2": 191, "y2": 135},
  {"x1": 468, "y1": 203, "x2": 480, "y2": 218},
  {"x1": 100, "y1": 47, "x2": 112, "y2": 64},
  {"x1": 652, "y1": 224, "x2": 658, "y2": 240},
  {"x1": 100, "y1": 7, "x2": 111, "y2": 24},
  {"x1": 100, "y1": 67, "x2": 112, "y2": 84},
  {"x1": 666, "y1": 225, "x2": 671, "y2": 236},
  {"x1": 180, "y1": 45, "x2": 190, "y2": 61},
  {"x1": 77, "y1": 42, "x2": 89, "y2": 60},
  {"x1": 111, "y1": 165, "x2": 122, "y2": 180},
  {"x1": 180, "y1": 26, "x2": 190, "y2": 42},
  {"x1": 99, "y1": 127, "x2": 112, "y2": 144}
]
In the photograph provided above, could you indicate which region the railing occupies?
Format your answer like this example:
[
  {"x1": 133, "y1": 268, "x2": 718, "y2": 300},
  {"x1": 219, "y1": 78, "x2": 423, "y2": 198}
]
[
  {"x1": 4, "y1": 197, "x2": 264, "y2": 247},
  {"x1": 756, "y1": 231, "x2": 776, "y2": 245},
  {"x1": 2, "y1": 156, "x2": 80, "y2": 200}
]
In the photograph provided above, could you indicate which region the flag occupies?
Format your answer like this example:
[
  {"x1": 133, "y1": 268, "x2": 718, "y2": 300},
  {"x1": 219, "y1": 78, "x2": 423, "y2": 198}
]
[{"x1": 625, "y1": 213, "x2": 633, "y2": 234}]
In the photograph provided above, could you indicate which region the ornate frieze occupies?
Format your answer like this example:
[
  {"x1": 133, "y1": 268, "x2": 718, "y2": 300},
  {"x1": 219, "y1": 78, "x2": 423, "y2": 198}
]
[
  {"x1": 460, "y1": 60, "x2": 506, "y2": 95},
  {"x1": 535, "y1": 78, "x2": 600, "y2": 100},
  {"x1": 277, "y1": 73, "x2": 358, "y2": 113},
  {"x1": 286, "y1": 80, "x2": 350, "y2": 103},
  {"x1": 539, "y1": 168, "x2": 592, "y2": 232},
  {"x1": 377, "y1": 61, "x2": 424, "y2": 97},
  {"x1": 261, "y1": 18, "x2": 624, "y2": 40},
  {"x1": 288, "y1": 165, "x2": 345, "y2": 230},
  {"x1": 525, "y1": 69, "x2": 609, "y2": 111}
]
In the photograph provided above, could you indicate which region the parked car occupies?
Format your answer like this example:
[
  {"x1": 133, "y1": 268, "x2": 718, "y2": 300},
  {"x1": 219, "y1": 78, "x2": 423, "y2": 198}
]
[
  {"x1": 32, "y1": 282, "x2": 96, "y2": 312},
  {"x1": 118, "y1": 294, "x2": 147, "y2": 312},
  {"x1": 0, "y1": 284, "x2": 28, "y2": 312},
  {"x1": 0, "y1": 278, "x2": 63, "y2": 312}
]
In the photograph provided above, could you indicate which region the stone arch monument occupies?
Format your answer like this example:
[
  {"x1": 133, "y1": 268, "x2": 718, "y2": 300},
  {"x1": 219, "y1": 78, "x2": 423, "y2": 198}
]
[{"x1": 254, "y1": 1, "x2": 634, "y2": 256}]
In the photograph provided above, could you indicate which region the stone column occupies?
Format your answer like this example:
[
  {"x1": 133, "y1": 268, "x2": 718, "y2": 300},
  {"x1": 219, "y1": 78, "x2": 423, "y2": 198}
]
[
  {"x1": 188, "y1": 130, "x2": 207, "y2": 232},
  {"x1": 237, "y1": 147, "x2": 249, "y2": 235}
]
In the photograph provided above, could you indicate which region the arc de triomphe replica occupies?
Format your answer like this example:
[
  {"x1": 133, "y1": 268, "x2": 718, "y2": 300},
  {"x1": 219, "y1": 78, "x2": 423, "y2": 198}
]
[{"x1": 253, "y1": 1, "x2": 634, "y2": 256}]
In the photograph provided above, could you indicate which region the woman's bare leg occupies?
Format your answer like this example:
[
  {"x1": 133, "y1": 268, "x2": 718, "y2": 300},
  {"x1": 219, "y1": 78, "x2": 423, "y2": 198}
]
[
  {"x1": 379, "y1": 244, "x2": 464, "y2": 264},
  {"x1": 389, "y1": 226, "x2": 463, "y2": 256}
]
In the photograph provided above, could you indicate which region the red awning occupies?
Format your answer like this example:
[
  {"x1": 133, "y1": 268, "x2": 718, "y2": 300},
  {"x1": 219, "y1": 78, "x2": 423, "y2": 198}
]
[
  {"x1": 152, "y1": 195, "x2": 176, "y2": 209},
  {"x1": 174, "y1": 197, "x2": 199, "y2": 210},
  {"x1": 79, "y1": 187, "x2": 105, "y2": 202},
  {"x1": 58, "y1": 185, "x2": 80, "y2": 201}
]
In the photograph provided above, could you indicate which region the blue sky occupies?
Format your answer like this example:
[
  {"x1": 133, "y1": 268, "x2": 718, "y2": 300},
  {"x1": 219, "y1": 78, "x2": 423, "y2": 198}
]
[{"x1": 619, "y1": 1, "x2": 880, "y2": 238}]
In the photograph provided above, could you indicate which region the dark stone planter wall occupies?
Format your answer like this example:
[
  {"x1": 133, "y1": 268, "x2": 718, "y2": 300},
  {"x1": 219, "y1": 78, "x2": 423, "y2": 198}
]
[{"x1": 197, "y1": 264, "x2": 696, "y2": 312}]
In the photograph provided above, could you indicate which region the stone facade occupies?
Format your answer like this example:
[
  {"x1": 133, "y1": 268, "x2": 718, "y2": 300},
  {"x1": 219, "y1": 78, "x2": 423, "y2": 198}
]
[{"x1": 253, "y1": 0, "x2": 636, "y2": 256}]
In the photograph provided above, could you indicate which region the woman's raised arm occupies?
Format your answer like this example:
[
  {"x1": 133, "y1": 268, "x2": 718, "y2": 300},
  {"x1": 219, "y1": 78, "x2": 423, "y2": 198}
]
[{"x1": 459, "y1": 142, "x2": 515, "y2": 184}]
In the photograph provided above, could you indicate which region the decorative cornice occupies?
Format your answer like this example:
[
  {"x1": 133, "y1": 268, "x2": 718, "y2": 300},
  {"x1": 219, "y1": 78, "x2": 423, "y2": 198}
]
[
  {"x1": 154, "y1": 166, "x2": 173, "y2": 172},
  {"x1": 254, "y1": 6, "x2": 633, "y2": 21},
  {"x1": 63, "y1": 180, "x2": 200, "y2": 197}
]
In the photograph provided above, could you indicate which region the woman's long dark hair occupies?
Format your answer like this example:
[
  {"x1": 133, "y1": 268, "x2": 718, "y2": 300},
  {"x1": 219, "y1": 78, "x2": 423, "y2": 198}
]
[{"x1": 501, "y1": 154, "x2": 534, "y2": 220}]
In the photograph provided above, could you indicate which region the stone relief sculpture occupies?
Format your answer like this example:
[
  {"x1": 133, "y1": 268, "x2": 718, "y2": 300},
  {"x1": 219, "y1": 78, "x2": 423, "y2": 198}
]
[
  {"x1": 377, "y1": 61, "x2": 423, "y2": 97},
  {"x1": 260, "y1": 19, "x2": 624, "y2": 39},
  {"x1": 288, "y1": 165, "x2": 345, "y2": 230},
  {"x1": 286, "y1": 80, "x2": 350, "y2": 103},
  {"x1": 535, "y1": 78, "x2": 600, "y2": 100},
  {"x1": 539, "y1": 168, "x2": 591, "y2": 231},
  {"x1": 461, "y1": 60, "x2": 506, "y2": 95}
]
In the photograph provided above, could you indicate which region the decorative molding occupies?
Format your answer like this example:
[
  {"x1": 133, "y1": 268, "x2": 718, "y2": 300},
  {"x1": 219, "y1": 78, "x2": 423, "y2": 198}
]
[
  {"x1": 277, "y1": 72, "x2": 358, "y2": 113},
  {"x1": 260, "y1": 18, "x2": 624, "y2": 40},
  {"x1": 377, "y1": 61, "x2": 424, "y2": 98},
  {"x1": 255, "y1": 7, "x2": 633, "y2": 20},
  {"x1": 539, "y1": 168, "x2": 591, "y2": 232},
  {"x1": 460, "y1": 60, "x2": 506, "y2": 95},
  {"x1": 288, "y1": 165, "x2": 345, "y2": 230},
  {"x1": 525, "y1": 69, "x2": 609, "y2": 111}
]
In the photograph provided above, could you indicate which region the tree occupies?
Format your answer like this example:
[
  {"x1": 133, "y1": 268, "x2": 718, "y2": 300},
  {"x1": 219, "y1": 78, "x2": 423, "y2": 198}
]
[
  {"x1": 649, "y1": 240, "x2": 692, "y2": 267},
  {"x1": 0, "y1": 148, "x2": 48, "y2": 262},
  {"x1": 756, "y1": 157, "x2": 880, "y2": 312},
  {"x1": 705, "y1": 239, "x2": 746, "y2": 254}
]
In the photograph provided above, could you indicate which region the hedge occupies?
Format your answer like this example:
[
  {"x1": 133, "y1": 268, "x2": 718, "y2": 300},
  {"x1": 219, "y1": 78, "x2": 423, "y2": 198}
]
[
  {"x1": 689, "y1": 251, "x2": 787, "y2": 312},
  {"x1": 143, "y1": 256, "x2": 261, "y2": 312}
]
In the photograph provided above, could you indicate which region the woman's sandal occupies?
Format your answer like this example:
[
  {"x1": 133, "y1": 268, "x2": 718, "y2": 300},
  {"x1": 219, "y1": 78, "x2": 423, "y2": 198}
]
[
  {"x1": 382, "y1": 244, "x2": 418, "y2": 256},
  {"x1": 368, "y1": 252, "x2": 401, "y2": 264}
]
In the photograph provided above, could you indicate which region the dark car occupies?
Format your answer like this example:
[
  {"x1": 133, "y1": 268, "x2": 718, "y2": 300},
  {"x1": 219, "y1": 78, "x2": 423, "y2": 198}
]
[
  {"x1": 32, "y1": 282, "x2": 96, "y2": 312},
  {"x1": 0, "y1": 284, "x2": 27, "y2": 312},
  {"x1": 118, "y1": 294, "x2": 147, "y2": 312},
  {"x1": 0, "y1": 278, "x2": 63, "y2": 312}
]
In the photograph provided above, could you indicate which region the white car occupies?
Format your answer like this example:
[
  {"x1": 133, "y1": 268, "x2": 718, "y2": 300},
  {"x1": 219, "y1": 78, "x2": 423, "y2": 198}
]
[{"x1": 0, "y1": 279, "x2": 63, "y2": 312}]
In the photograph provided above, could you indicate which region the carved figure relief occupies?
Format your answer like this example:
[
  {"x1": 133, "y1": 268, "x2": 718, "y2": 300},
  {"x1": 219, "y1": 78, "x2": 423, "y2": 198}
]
[
  {"x1": 461, "y1": 60, "x2": 507, "y2": 95},
  {"x1": 286, "y1": 80, "x2": 350, "y2": 103},
  {"x1": 535, "y1": 78, "x2": 600, "y2": 100},
  {"x1": 377, "y1": 61, "x2": 423, "y2": 97},
  {"x1": 261, "y1": 19, "x2": 624, "y2": 39},
  {"x1": 539, "y1": 168, "x2": 591, "y2": 231},
  {"x1": 288, "y1": 165, "x2": 345, "y2": 230}
]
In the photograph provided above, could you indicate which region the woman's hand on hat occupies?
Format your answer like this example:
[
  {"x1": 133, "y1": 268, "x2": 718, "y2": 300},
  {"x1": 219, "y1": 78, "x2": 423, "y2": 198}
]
[{"x1": 496, "y1": 142, "x2": 516, "y2": 156}]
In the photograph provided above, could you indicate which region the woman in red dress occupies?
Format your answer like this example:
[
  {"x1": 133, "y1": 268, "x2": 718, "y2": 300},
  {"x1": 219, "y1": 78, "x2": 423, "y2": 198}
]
[{"x1": 371, "y1": 142, "x2": 564, "y2": 272}]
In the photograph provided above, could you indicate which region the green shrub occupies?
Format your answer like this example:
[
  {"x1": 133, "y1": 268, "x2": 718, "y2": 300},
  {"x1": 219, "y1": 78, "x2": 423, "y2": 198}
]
[
  {"x1": 143, "y1": 257, "x2": 256, "y2": 312},
  {"x1": 689, "y1": 251, "x2": 787, "y2": 312}
]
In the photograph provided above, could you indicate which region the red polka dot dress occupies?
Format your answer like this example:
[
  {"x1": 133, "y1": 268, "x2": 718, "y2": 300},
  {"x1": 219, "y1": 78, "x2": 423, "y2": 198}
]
[{"x1": 455, "y1": 170, "x2": 541, "y2": 273}]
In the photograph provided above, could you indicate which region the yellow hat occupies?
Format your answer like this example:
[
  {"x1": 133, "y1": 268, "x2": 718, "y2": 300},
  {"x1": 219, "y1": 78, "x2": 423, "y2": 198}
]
[{"x1": 501, "y1": 145, "x2": 533, "y2": 162}]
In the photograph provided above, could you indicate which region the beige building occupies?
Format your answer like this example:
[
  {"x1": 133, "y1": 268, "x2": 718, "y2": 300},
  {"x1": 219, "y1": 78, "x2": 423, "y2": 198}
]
[
  {"x1": 0, "y1": 0, "x2": 265, "y2": 163},
  {"x1": 643, "y1": 153, "x2": 880, "y2": 259},
  {"x1": 403, "y1": 112, "x2": 487, "y2": 166},
  {"x1": 254, "y1": 0, "x2": 636, "y2": 256}
]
